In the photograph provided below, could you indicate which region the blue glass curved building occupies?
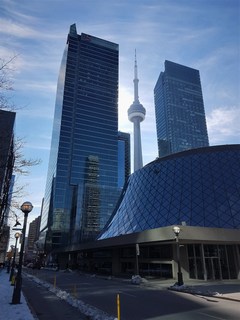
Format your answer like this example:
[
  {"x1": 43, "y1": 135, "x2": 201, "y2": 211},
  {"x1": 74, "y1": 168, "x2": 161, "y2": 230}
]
[
  {"x1": 56, "y1": 145, "x2": 240, "y2": 281},
  {"x1": 100, "y1": 145, "x2": 240, "y2": 239}
]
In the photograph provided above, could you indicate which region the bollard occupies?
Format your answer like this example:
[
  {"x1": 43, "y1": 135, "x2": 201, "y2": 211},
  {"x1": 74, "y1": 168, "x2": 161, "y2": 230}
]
[
  {"x1": 117, "y1": 293, "x2": 120, "y2": 320},
  {"x1": 11, "y1": 275, "x2": 15, "y2": 286},
  {"x1": 72, "y1": 284, "x2": 77, "y2": 298}
]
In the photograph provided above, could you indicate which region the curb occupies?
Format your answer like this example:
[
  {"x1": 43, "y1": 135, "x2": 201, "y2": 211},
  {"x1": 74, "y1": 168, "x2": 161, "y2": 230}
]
[{"x1": 168, "y1": 286, "x2": 240, "y2": 303}]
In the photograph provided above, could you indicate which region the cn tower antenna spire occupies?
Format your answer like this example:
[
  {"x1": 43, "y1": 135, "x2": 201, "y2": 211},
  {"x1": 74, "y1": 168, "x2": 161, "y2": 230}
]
[
  {"x1": 134, "y1": 49, "x2": 139, "y2": 102},
  {"x1": 128, "y1": 51, "x2": 146, "y2": 172}
]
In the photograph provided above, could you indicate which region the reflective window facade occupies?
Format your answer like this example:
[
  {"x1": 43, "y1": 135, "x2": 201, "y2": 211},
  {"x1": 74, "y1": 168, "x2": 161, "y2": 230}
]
[
  {"x1": 154, "y1": 60, "x2": 209, "y2": 157},
  {"x1": 188, "y1": 244, "x2": 238, "y2": 280},
  {"x1": 41, "y1": 24, "x2": 123, "y2": 249},
  {"x1": 99, "y1": 145, "x2": 240, "y2": 239},
  {"x1": 0, "y1": 110, "x2": 15, "y2": 230},
  {"x1": 118, "y1": 131, "x2": 131, "y2": 188}
]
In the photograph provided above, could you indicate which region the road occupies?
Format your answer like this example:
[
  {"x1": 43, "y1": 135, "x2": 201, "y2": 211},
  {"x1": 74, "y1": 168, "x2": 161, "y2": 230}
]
[
  {"x1": 22, "y1": 276, "x2": 87, "y2": 320},
  {"x1": 23, "y1": 269, "x2": 240, "y2": 320}
]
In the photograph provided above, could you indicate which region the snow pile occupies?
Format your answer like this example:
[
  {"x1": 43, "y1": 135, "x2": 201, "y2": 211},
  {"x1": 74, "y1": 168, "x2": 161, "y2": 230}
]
[
  {"x1": 168, "y1": 283, "x2": 223, "y2": 298},
  {"x1": 131, "y1": 275, "x2": 148, "y2": 285}
]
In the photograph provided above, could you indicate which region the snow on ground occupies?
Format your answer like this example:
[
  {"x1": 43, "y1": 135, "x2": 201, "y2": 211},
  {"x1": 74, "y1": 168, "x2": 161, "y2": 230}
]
[
  {"x1": 0, "y1": 269, "x2": 36, "y2": 320},
  {"x1": 0, "y1": 268, "x2": 116, "y2": 320}
]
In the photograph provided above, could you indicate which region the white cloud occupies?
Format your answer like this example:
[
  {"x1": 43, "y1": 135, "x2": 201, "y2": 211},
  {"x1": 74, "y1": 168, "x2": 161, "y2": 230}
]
[
  {"x1": 0, "y1": 18, "x2": 39, "y2": 38},
  {"x1": 16, "y1": 80, "x2": 57, "y2": 94},
  {"x1": 207, "y1": 106, "x2": 240, "y2": 144}
]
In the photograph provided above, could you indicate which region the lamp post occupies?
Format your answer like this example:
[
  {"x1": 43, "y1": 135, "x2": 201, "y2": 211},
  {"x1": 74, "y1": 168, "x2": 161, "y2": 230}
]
[
  {"x1": 9, "y1": 232, "x2": 21, "y2": 282},
  {"x1": 135, "y1": 243, "x2": 140, "y2": 275},
  {"x1": 12, "y1": 201, "x2": 33, "y2": 304},
  {"x1": 173, "y1": 226, "x2": 184, "y2": 286}
]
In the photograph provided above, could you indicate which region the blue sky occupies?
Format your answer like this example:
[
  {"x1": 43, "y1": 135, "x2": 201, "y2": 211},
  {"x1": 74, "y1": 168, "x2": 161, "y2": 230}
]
[{"x1": 1, "y1": 0, "x2": 239, "y2": 232}]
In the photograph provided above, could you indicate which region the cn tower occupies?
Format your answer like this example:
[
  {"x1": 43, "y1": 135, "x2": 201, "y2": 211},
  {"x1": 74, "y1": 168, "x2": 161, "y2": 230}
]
[{"x1": 128, "y1": 51, "x2": 146, "y2": 172}]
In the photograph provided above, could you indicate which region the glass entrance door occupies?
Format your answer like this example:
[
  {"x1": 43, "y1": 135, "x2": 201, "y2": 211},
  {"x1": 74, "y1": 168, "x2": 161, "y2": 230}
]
[
  {"x1": 205, "y1": 257, "x2": 221, "y2": 280},
  {"x1": 188, "y1": 244, "x2": 238, "y2": 280}
]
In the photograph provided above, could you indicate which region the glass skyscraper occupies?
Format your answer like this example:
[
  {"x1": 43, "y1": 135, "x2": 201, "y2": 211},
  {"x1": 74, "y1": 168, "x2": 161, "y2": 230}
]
[
  {"x1": 0, "y1": 110, "x2": 15, "y2": 263},
  {"x1": 117, "y1": 131, "x2": 130, "y2": 188},
  {"x1": 40, "y1": 24, "x2": 126, "y2": 250},
  {"x1": 0, "y1": 110, "x2": 15, "y2": 228},
  {"x1": 154, "y1": 60, "x2": 209, "y2": 157}
]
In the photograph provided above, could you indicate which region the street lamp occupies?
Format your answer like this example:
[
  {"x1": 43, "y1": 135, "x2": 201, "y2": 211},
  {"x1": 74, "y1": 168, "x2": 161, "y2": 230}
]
[
  {"x1": 173, "y1": 226, "x2": 184, "y2": 286},
  {"x1": 11, "y1": 201, "x2": 33, "y2": 304},
  {"x1": 9, "y1": 232, "x2": 21, "y2": 282}
]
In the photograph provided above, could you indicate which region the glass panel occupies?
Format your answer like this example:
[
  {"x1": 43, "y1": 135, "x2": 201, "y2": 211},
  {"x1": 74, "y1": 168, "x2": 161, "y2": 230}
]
[
  {"x1": 204, "y1": 245, "x2": 218, "y2": 257},
  {"x1": 226, "y1": 245, "x2": 238, "y2": 279},
  {"x1": 139, "y1": 263, "x2": 173, "y2": 278},
  {"x1": 196, "y1": 258, "x2": 204, "y2": 279},
  {"x1": 121, "y1": 247, "x2": 135, "y2": 258},
  {"x1": 140, "y1": 247, "x2": 149, "y2": 258},
  {"x1": 205, "y1": 257, "x2": 221, "y2": 280},
  {"x1": 205, "y1": 258, "x2": 213, "y2": 280},
  {"x1": 188, "y1": 244, "x2": 194, "y2": 257},
  {"x1": 149, "y1": 245, "x2": 172, "y2": 259},
  {"x1": 213, "y1": 258, "x2": 221, "y2": 280},
  {"x1": 195, "y1": 244, "x2": 201, "y2": 257},
  {"x1": 219, "y1": 245, "x2": 229, "y2": 279},
  {"x1": 189, "y1": 258, "x2": 196, "y2": 279},
  {"x1": 121, "y1": 262, "x2": 134, "y2": 274}
]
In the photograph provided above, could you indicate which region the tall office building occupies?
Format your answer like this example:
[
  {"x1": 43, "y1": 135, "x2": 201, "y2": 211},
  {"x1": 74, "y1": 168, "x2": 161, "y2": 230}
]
[
  {"x1": 154, "y1": 60, "x2": 209, "y2": 157},
  {"x1": 0, "y1": 110, "x2": 15, "y2": 263},
  {"x1": 128, "y1": 52, "x2": 146, "y2": 171},
  {"x1": 0, "y1": 110, "x2": 15, "y2": 231},
  {"x1": 24, "y1": 215, "x2": 41, "y2": 262},
  {"x1": 117, "y1": 131, "x2": 130, "y2": 188},
  {"x1": 40, "y1": 24, "x2": 125, "y2": 250}
]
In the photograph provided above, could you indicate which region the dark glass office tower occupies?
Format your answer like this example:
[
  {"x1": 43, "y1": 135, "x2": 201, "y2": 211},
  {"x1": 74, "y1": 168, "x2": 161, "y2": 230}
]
[
  {"x1": 0, "y1": 110, "x2": 15, "y2": 261},
  {"x1": 118, "y1": 131, "x2": 130, "y2": 188},
  {"x1": 41, "y1": 24, "x2": 122, "y2": 250},
  {"x1": 154, "y1": 60, "x2": 209, "y2": 157},
  {"x1": 0, "y1": 110, "x2": 15, "y2": 230}
]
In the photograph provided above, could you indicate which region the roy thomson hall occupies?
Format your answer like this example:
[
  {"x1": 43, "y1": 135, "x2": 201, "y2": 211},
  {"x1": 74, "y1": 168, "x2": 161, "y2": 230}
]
[{"x1": 51, "y1": 144, "x2": 240, "y2": 281}]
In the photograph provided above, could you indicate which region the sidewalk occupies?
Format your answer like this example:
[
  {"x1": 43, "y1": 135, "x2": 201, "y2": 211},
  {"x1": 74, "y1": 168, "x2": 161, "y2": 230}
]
[
  {"x1": 142, "y1": 277, "x2": 240, "y2": 302},
  {"x1": 0, "y1": 269, "x2": 36, "y2": 320}
]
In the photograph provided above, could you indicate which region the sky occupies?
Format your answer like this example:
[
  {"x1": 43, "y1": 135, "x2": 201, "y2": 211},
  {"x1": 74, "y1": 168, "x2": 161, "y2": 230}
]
[{"x1": 0, "y1": 0, "x2": 239, "y2": 241}]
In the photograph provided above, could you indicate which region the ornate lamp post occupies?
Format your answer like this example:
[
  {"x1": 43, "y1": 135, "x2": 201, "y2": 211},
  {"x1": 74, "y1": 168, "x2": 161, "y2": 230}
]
[
  {"x1": 12, "y1": 201, "x2": 33, "y2": 304},
  {"x1": 173, "y1": 226, "x2": 184, "y2": 286},
  {"x1": 9, "y1": 232, "x2": 21, "y2": 282}
]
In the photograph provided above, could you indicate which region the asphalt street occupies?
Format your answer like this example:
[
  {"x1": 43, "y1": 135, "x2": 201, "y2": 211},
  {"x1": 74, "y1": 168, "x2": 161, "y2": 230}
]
[
  {"x1": 22, "y1": 276, "x2": 87, "y2": 320},
  {"x1": 23, "y1": 269, "x2": 240, "y2": 320}
]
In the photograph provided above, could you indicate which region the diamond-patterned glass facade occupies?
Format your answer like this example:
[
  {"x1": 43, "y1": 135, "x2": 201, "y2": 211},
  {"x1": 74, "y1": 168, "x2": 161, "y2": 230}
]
[{"x1": 99, "y1": 145, "x2": 240, "y2": 239}]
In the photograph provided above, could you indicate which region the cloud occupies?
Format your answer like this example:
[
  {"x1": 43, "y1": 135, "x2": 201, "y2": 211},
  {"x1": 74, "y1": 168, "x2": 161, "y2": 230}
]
[
  {"x1": 0, "y1": 18, "x2": 39, "y2": 38},
  {"x1": 207, "y1": 106, "x2": 240, "y2": 144},
  {"x1": 16, "y1": 80, "x2": 57, "y2": 94}
]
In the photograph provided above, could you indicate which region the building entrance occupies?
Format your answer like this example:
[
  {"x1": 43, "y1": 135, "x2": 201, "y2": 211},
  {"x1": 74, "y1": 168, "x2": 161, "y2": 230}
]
[
  {"x1": 188, "y1": 244, "x2": 238, "y2": 280},
  {"x1": 205, "y1": 257, "x2": 221, "y2": 280}
]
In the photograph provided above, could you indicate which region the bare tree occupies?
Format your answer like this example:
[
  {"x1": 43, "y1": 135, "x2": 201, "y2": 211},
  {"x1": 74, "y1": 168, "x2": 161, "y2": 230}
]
[
  {"x1": 0, "y1": 56, "x2": 41, "y2": 239},
  {"x1": 0, "y1": 56, "x2": 17, "y2": 111}
]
